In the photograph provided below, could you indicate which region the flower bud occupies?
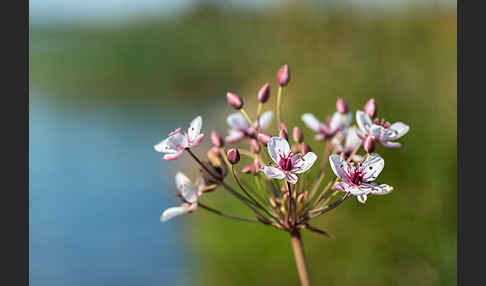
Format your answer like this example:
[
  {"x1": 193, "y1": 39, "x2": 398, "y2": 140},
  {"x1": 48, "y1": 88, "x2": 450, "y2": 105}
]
[
  {"x1": 364, "y1": 135, "x2": 376, "y2": 153},
  {"x1": 292, "y1": 126, "x2": 303, "y2": 143},
  {"x1": 279, "y1": 128, "x2": 288, "y2": 140},
  {"x1": 227, "y1": 148, "x2": 240, "y2": 164},
  {"x1": 301, "y1": 142, "x2": 312, "y2": 155},
  {"x1": 242, "y1": 165, "x2": 252, "y2": 174},
  {"x1": 280, "y1": 123, "x2": 288, "y2": 133},
  {"x1": 277, "y1": 64, "x2": 290, "y2": 87},
  {"x1": 211, "y1": 131, "x2": 224, "y2": 147},
  {"x1": 269, "y1": 197, "x2": 278, "y2": 208},
  {"x1": 250, "y1": 138, "x2": 260, "y2": 153},
  {"x1": 297, "y1": 191, "x2": 308, "y2": 204},
  {"x1": 226, "y1": 92, "x2": 243, "y2": 110},
  {"x1": 336, "y1": 98, "x2": 349, "y2": 114},
  {"x1": 257, "y1": 132, "x2": 272, "y2": 146},
  {"x1": 257, "y1": 83, "x2": 271, "y2": 103},
  {"x1": 364, "y1": 98, "x2": 377, "y2": 118}
]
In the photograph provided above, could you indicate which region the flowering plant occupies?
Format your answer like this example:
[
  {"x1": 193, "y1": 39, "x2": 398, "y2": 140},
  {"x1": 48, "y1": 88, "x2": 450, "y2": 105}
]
[{"x1": 154, "y1": 65, "x2": 410, "y2": 286}]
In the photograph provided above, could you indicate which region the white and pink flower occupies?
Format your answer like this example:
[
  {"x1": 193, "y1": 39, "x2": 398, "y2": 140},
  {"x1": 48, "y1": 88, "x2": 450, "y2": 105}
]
[
  {"x1": 301, "y1": 111, "x2": 351, "y2": 141},
  {"x1": 225, "y1": 111, "x2": 273, "y2": 143},
  {"x1": 355, "y1": 110, "x2": 409, "y2": 149},
  {"x1": 261, "y1": 137, "x2": 317, "y2": 184},
  {"x1": 329, "y1": 153, "x2": 393, "y2": 203},
  {"x1": 154, "y1": 116, "x2": 204, "y2": 160},
  {"x1": 161, "y1": 172, "x2": 204, "y2": 222},
  {"x1": 331, "y1": 126, "x2": 364, "y2": 163}
]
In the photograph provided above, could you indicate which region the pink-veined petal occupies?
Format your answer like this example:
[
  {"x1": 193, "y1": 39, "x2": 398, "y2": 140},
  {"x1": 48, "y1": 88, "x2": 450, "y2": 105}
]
[
  {"x1": 369, "y1": 124, "x2": 385, "y2": 140},
  {"x1": 160, "y1": 205, "x2": 189, "y2": 222},
  {"x1": 267, "y1": 137, "x2": 291, "y2": 164},
  {"x1": 285, "y1": 172, "x2": 298, "y2": 184},
  {"x1": 356, "y1": 110, "x2": 372, "y2": 135},
  {"x1": 301, "y1": 113, "x2": 322, "y2": 132},
  {"x1": 329, "y1": 112, "x2": 345, "y2": 132},
  {"x1": 360, "y1": 153, "x2": 385, "y2": 182},
  {"x1": 262, "y1": 166, "x2": 286, "y2": 180},
  {"x1": 187, "y1": 116, "x2": 203, "y2": 144},
  {"x1": 163, "y1": 150, "x2": 184, "y2": 161},
  {"x1": 367, "y1": 183, "x2": 394, "y2": 195},
  {"x1": 225, "y1": 130, "x2": 245, "y2": 143},
  {"x1": 175, "y1": 172, "x2": 198, "y2": 203},
  {"x1": 189, "y1": 134, "x2": 204, "y2": 148},
  {"x1": 345, "y1": 126, "x2": 362, "y2": 150},
  {"x1": 257, "y1": 111, "x2": 273, "y2": 130},
  {"x1": 381, "y1": 141, "x2": 402, "y2": 148},
  {"x1": 292, "y1": 152, "x2": 317, "y2": 174},
  {"x1": 329, "y1": 154, "x2": 352, "y2": 180},
  {"x1": 389, "y1": 122, "x2": 410, "y2": 140},
  {"x1": 227, "y1": 113, "x2": 251, "y2": 131}
]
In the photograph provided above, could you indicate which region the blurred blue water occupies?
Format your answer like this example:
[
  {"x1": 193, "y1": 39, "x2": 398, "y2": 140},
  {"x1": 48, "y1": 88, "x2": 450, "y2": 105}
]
[{"x1": 29, "y1": 92, "x2": 191, "y2": 286}]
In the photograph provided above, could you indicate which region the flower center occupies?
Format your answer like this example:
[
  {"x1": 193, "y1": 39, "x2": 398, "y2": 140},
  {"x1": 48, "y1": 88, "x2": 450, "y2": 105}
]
[
  {"x1": 348, "y1": 164, "x2": 366, "y2": 185},
  {"x1": 278, "y1": 153, "x2": 293, "y2": 171}
]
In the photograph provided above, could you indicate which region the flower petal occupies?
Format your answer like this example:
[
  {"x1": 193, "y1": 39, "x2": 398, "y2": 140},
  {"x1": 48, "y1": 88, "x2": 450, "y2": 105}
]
[
  {"x1": 301, "y1": 113, "x2": 322, "y2": 132},
  {"x1": 267, "y1": 137, "x2": 291, "y2": 164},
  {"x1": 258, "y1": 111, "x2": 273, "y2": 130},
  {"x1": 285, "y1": 172, "x2": 298, "y2": 184},
  {"x1": 360, "y1": 153, "x2": 385, "y2": 182},
  {"x1": 262, "y1": 166, "x2": 286, "y2": 180},
  {"x1": 368, "y1": 183, "x2": 394, "y2": 195},
  {"x1": 356, "y1": 110, "x2": 372, "y2": 135},
  {"x1": 187, "y1": 116, "x2": 203, "y2": 144},
  {"x1": 389, "y1": 122, "x2": 410, "y2": 140},
  {"x1": 227, "y1": 113, "x2": 251, "y2": 131},
  {"x1": 163, "y1": 150, "x2": 184, "y2": 161},
  {"x1": 345, "y1": 126, "x2": 362, "y2": 150},
  {"x1": 381, "y1": 141, "x2": 402, "y2": 148},
  {"x1": 175, "y1": 172, "x2": 198, "y2": 203},
  {"x1": 292, "y1": 152, "x2": 317, "y2": 174},
  {"x1": 329, "y1": 112, "x2": 344, "y2": 131},
  {"x1": 225, "y1": 130, "x2": 245, "y2": 143},
  {"x1": 329, "y1": 154, "x2": 352, "y2": 180},
  {"x1": 189, "y1": 134, "x2": 204, "y2": 148},
  {"x1": 161, "y1": 205, "x2": 189, "y2": 222}
]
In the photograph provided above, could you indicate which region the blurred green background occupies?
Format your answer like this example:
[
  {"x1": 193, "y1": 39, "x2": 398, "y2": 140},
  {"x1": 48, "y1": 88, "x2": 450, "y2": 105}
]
[{"x1": 30, "y1": 1, "x2": 456, "y2": 286}]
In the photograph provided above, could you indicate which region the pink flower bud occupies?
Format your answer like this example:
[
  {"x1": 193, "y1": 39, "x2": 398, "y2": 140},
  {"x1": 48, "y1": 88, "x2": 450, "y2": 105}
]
[
  {"x1": 226, "y1": 148, "x2": 240, "y2": 165},
  {"x1": 226, "y1": 92, "x2": 243, "y2": 110},
  {"x1": 257, "y1": 83, "x2": 271, "y2": 103},
  {"x1": 257, "y1": 132, "x2": 272, "y2": 146},
  {"x1": 292, "y1": 126, "x2": 303, "y2": 143},
  {"x1": 336, "y1": 98, "x2": 349, "y2": 114},
  {"x1": 297, "y1": 192, "x2": 307, "y2": 204},
  {"x1": 301, "y1": 142, "x2": 312, "y2": 155},
  {"x1": 364, "y1": 98, "x2": 377, "y2": 118},
  {"x1": 211, "y1": 131, "x2": 224, "y2": 147},
  {"x1": 250, "y1": 139, "x2": 260, "y2": 153},
  {"x1": 279, "y1": 128, "x2": 288, "y2": 140},
  {"x1": 277, "y1": 64, "x2": 290, "y2": 87},
  {"x1": 242, "y1": 165, "x2": 252, "y2": 174},
  {"x1": 383, "y1": 121, "x2": 391, "y2": 129},
  {"x1": 280, "y1": 122, "x2": 288, "y2": 133},
  {"x1": 208, "y1": 146, "x2": 220, "y2": 156},
  {"x1": 364, "y1": 135, "x2": 376, "y2": 153}
]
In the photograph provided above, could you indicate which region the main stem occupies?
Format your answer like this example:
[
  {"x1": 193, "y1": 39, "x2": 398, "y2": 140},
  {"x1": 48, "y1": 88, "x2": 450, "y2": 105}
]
[{"x1": 290, "y1": 229, "x2": 311, "y2": 286}]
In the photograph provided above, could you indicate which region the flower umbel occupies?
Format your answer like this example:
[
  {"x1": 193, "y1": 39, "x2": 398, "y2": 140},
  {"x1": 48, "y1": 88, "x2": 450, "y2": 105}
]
[{"x1": 154, "y1": 65, "x2": 410, "y2": 286}]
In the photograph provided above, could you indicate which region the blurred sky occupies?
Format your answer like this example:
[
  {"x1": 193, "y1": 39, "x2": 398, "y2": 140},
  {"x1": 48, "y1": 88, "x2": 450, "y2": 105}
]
[{"x1": 30, "y1": 0, "x2": 455, "y2": 26}]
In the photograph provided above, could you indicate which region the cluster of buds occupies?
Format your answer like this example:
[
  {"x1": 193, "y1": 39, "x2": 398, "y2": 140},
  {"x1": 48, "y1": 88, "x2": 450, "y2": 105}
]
[{"x1": 154, "y1": 64, "x2": 410, "y2": 239}]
